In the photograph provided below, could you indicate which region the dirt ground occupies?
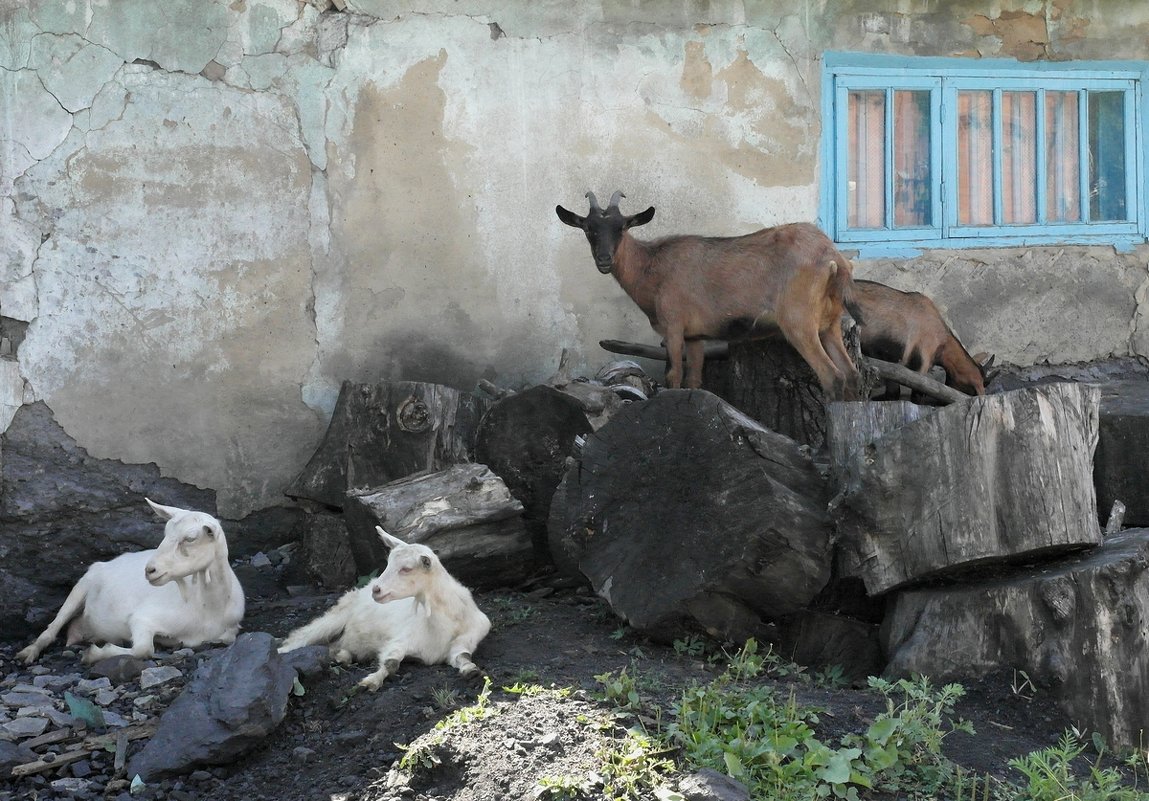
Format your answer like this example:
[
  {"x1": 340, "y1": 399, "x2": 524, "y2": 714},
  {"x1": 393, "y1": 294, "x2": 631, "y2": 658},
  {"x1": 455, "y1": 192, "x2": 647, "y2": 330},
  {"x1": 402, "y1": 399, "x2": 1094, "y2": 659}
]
[{"x1": 2, "y1": 573, "x2": 1094, "y2": 801}]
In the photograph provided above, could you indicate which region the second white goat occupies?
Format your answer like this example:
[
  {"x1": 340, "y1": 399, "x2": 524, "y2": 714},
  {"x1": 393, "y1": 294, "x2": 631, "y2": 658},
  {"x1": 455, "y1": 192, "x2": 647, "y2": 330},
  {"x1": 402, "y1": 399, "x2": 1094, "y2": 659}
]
[{"x1": 278, "y1": 527, "x2": 491, "y2": 690}]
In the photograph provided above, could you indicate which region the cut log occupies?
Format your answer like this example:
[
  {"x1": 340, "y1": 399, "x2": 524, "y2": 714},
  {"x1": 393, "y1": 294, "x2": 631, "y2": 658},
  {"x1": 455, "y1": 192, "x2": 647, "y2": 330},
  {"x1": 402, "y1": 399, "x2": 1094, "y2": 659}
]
[
  {"x1": 343, "y1": 462, "x2": 534, "y2": 590},
  {"x1": 1095, "y1": 379, "x2": 1149, "y2": 527},
  {"x1": 882, "y1": 528, "x2": 1149, "y2": 749},
  {"x1": 547, "y1": 389, "x2": 834, "y2": 641},
  {"x1": 703, "y1": 322, "x2": 878, "y2": 450},
  {"x1": 282, "y1": 513, "x2": 358, "y2": 590},
  {"x1": 864, "y1": 357, "x2": 969, "y2": 404},
  {"x1": 776, "y1": 611, "x2": 883, "y2": 680},
  {"x1": 830, "y1": 383, "x2": 1102, "y2": 595},
  {"x1": 473, "y1": 385, "x2": 595, "y2": 558},
  {"x1": 285, "y1": 381, "x2": 488, "y2": 510}
]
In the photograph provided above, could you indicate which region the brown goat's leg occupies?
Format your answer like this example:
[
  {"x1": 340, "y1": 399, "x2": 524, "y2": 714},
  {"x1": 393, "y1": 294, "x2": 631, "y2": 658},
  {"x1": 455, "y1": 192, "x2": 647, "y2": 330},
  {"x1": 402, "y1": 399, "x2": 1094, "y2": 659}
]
[
  {"x1": 684, "y1": 339, "x2": 706, "y2": 389},
  {"x1": 820, "y1": 325, "x2": 861, "y2": 400},
  {"x1": 785, "y1": 327, "x2": 846, "y2": 400},
  {"x1": 663, "y1": 328, "x2": 686, "y2": 388}
]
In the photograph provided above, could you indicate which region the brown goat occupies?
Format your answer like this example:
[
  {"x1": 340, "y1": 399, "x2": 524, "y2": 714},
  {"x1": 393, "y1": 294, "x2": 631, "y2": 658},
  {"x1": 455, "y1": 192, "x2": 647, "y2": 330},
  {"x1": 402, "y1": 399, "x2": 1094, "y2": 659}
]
[
  {"x1": 853, "y1": 279, "x2": 994, "y2": 396},
  {"x1": 556, "y1": 191, "x2": 864, "y2": 400}
]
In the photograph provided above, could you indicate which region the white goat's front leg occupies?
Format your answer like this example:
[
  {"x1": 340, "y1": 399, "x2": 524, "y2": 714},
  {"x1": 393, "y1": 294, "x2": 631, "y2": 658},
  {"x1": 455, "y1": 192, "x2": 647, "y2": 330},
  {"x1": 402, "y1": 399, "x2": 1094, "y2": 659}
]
[
  {"x1": 17, "y1": 580, "x2": 90, "y2": 664},
  {"x1": 358, "y1": 644, "x2": 406, "y2": 691}
]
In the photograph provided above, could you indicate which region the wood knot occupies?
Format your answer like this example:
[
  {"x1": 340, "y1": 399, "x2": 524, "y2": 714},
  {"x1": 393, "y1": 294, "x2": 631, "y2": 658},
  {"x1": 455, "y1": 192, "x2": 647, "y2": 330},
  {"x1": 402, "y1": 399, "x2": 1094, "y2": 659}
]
[{"x1": 397, "y1": 397, "x2": 432, "y2": 432}]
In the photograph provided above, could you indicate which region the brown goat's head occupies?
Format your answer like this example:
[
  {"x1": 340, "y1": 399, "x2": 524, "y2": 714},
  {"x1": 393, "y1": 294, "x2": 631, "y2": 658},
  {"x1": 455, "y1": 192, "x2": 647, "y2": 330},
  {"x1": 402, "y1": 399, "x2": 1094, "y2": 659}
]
[{"x1": 555, "y1": 191, "x2": 655, "y2": 274}]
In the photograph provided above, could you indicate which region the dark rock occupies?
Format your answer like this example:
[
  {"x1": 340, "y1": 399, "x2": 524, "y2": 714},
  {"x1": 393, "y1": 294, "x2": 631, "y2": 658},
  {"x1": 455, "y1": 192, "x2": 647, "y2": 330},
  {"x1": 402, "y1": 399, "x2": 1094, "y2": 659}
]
[
  {"x1": 88, "y1": 656, "x2": 151, "y2": 684},
  {"x1": 127, "y1": 632, "x2": 297, "y2": 780},
  {"x1": 279, "y1": 645, "x2": 329, "y2": 678},
  {"x1": 678, "y1": 767, "x2": 751, "y2": 801},
  {"x1": 224, "y1": 505, "x2": 306, "y2": 560},
  {"x1": 0, "y1": 739, "x2": 37, "y2": 776}
]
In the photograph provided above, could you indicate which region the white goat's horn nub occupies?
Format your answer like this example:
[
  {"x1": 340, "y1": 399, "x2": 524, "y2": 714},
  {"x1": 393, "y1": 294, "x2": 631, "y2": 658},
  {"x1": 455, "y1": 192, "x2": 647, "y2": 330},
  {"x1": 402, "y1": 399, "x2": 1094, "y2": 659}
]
[
  {"x1": 608, "y1": 190, "x2": 625, "y2": 210},
  {"x1": 585, "y1": 191, "x2": 601, "y2": 211}
]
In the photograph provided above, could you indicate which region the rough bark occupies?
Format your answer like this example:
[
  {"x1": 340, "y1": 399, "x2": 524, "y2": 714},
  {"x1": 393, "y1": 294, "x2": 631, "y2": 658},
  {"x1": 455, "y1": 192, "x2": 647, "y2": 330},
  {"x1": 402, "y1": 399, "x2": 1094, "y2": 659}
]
[
  {"x1": 1095, "y1": 379, "x2": 1149, "y2": 527},
  {"x1": 547, "y1": 389, "x2": 834, "y2": 641},
  {"x1": 343, "y1": 463, "x2": 534, "y2": 589},
  {"x1": 831, "y1": 383, "x2": 1102, "y2": 595},
  {"x1": 473, "y1": 385, "x2": 595, "y2": 558},
  {"x1": 285, "y1": 381, "x2": 487, "y2": 510},
  {"x1": 882, "y1": 528, "x2": 1149, "y2": 749},
  {"x1": 704, "y1": 322, "x2": 877, "y2": 449}
]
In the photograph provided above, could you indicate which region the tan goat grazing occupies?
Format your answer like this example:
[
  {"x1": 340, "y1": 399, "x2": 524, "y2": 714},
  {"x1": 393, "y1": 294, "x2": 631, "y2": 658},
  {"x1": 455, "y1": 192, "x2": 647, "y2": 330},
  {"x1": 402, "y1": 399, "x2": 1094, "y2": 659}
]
[
  {"x1": 556, "y1": 191, "x2": 865, "y2": 399},
  {"x1": 17, "y1": 499, "x2": 245, "y2": 664},
  {"x1": 853, "y1": 279, "x2": 995, "y2": 396},
  {"x1": 278, "y1": 527, "x2": 491, "y2": 690}
]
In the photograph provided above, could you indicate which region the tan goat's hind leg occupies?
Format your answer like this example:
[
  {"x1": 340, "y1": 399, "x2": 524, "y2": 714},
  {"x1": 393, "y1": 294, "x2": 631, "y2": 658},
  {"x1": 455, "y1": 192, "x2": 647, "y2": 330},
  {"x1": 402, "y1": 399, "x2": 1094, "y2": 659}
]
[
  {"x1": 449, "y1": 646, "x2": 482, "y2": 679},
  {"x1": 662, "y1": 326, "x2": 686, "y2": 389},
  {"x1": 820, "y1": 326, "x2": 861, "y2": 400},
  {"x1": 684, "y1": 339, "x2": 706, "y2": 389},
  {"x1": 785, "y1": 327, "x2": 845, "y2": 401},
  {"x1": 359, "y1": 646, "x2": 404, "y2": 690}
]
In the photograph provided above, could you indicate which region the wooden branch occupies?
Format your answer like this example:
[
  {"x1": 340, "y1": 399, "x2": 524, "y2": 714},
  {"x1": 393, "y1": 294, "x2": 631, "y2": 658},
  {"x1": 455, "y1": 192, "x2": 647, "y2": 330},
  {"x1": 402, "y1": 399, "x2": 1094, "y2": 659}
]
[
  {"x1": 863, "y1": 357, "x2": 970, "y2": 404},
  {"x1": 599, "y1": 339, "x2": 730, "y2": 361}
]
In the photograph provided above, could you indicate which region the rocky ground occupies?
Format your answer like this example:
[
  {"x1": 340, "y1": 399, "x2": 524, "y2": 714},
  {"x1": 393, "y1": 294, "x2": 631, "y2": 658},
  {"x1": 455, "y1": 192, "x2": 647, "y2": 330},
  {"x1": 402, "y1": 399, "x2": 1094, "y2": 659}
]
[{"x1": 0, "y1": 555, "x2": 1105, "y2": 801}]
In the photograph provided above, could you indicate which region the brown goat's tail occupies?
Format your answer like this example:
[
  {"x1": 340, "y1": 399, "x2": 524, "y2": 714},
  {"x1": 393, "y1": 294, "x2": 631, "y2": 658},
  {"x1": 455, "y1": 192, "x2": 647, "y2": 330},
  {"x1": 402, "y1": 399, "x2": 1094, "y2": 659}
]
[{"x1": 830, "y1": 256, "x2": 865, "y2": 326}]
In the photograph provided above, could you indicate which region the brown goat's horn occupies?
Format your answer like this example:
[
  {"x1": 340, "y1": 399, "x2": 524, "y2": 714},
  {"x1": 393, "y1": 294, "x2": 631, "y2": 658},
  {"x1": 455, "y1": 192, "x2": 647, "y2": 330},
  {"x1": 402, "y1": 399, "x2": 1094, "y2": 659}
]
[
  {"x1": 608, "y1": 190, "x2": 625, "y2": 210},
  {"x1": 585, "y1": 191, "x2": 601, "y2": 211}
]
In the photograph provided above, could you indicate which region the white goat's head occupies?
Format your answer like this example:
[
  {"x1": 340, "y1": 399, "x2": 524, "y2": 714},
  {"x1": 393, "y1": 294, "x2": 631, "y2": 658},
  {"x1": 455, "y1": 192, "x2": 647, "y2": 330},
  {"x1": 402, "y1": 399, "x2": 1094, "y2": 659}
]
[
  {"x1": 370, "y1": 527, "x2": 439, "y2": 605},
  {"x1": 144, "y1": 498, "x2": 228, "y2": 586}
]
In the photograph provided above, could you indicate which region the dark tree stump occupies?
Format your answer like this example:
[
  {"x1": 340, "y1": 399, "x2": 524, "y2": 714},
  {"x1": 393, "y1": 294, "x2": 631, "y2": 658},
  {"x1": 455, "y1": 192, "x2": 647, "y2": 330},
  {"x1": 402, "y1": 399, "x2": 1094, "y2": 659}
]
[
  {"x1": 1096, "y1": 380, "x2": 1149, "y2": 527},
  {"x1": 343, "y1": 463, "x2": 534, "y2": 590},
  {"x1": 282, "y1": 514, "x2": 358, "y2": 590},
  {"x1": 285, "y1": 381, "x2": 487, "y2": 510},
  {"x1": 473, "y1": 385, "x2": 595, "y2": 558},
  {"x1": 883, "y1": 528, "x2": 1149, "y2": 750},
  {"x1": 704, "y1": 321, "x2": 876, "y2": 449},
  {"x1": 776, "y1": 611, "x2": 883, "y2": 680},
  {"x1": 548, "y1": 389, "x2": 834, "y2": 641},
  {"x1": 829, "y1": 383, "x2": 1102, "y2": 595}
]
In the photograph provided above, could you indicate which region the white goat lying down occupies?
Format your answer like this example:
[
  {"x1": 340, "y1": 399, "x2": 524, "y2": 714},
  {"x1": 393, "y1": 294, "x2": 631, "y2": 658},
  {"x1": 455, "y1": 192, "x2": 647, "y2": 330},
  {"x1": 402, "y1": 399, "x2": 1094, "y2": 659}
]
[
  {"x1": 278, "y1": 527, "x2": 491, "y2": 690},
  {"x1": 17, "y1": 499, "x2": 245, "y2": 664}
]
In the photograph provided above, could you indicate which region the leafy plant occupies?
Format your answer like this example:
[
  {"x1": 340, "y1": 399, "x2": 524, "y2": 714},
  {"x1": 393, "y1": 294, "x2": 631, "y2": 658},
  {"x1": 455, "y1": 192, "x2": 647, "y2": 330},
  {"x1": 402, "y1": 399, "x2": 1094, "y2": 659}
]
[
  {"x1": 1008, "y1": 730, "x2": 1149, "y2": 801},
  {"x1": 536, "y1": 774, "x2": 590, "y2": 799},
  {"x1": 596, "y1": 726, "x2": 678, "y2": 801},
  {"x1": 595, "y1": 668, "x2": 644, "y2": 712},
  {"x1": 672, "y1": 634, "x2": 708, "y2": 658},
  {"x1": 814, "y1": 664, "x2": 850, "y2": 689},
  {"x1": 1011, "y1": 669, "x2": 1037, "y2": 700}
]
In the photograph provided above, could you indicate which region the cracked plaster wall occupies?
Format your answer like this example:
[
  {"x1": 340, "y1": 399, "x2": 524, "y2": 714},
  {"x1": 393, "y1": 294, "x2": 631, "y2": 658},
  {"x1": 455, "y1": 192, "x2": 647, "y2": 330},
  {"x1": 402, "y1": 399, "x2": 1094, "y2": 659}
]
[{"x1": 2, "y1": 0, "x2": 1149, "y2": 516}]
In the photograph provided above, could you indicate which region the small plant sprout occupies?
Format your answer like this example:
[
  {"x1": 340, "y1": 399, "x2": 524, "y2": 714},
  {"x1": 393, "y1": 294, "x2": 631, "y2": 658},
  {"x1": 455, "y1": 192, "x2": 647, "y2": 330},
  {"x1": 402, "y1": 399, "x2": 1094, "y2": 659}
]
[{"x1": 1011, "y1": 668, "x2": 1037, "y2": 700}]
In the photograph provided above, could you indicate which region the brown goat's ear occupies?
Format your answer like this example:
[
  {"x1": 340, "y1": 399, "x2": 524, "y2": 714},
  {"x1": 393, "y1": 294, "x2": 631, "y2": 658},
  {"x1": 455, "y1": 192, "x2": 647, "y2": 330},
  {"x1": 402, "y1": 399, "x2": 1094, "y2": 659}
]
[
  {"x1": 625, "y1": 206, "x2": 656, "y2": 229},
  {"x1": 555, "y1": 205, "x2": 587, "y2": 229}
]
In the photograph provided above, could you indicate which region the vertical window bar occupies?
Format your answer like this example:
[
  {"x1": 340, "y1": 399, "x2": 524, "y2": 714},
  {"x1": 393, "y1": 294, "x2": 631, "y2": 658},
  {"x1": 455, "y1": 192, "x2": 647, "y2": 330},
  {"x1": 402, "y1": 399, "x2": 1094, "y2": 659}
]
[
  {"x1": 1123, "y1": 89, "x2": 1138, "y2": 226},
  {"x1": 992, "y1": 88, "x2": 1003, "y2": 226},
  {"x1": 1035, "y1": 89, "x2": 1047, "y2": 225},
  {"x1": 884, "y1": 88, "x2": 895, "y2": 229},
  {"x1": 1079, "y1": 89, "x2": 1091, "y2": 222},
  {"x1": 932, "y1": 88, "x2": 945, "y2": 231}
]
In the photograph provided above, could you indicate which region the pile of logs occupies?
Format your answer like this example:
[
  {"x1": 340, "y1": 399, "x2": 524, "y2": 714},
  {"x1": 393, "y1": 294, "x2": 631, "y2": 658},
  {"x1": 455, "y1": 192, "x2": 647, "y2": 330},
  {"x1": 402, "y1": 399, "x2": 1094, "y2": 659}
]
[{"x1": 284, "y1": 335, "x2": 1149, "y2": 748}]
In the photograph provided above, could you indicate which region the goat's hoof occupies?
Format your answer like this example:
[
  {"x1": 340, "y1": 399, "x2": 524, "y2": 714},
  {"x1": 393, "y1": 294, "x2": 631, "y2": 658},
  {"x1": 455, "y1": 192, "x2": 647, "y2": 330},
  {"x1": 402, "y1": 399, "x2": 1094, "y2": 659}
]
[
  {"x1": 15, "y1": 647, "x2": 38, "y2": 665},
  {"x1": 358, "y1": 675, "x2": 386, "y2": 692},
  {"x1": 460, "y1": 665, "x2": 483, "y2": 682}
]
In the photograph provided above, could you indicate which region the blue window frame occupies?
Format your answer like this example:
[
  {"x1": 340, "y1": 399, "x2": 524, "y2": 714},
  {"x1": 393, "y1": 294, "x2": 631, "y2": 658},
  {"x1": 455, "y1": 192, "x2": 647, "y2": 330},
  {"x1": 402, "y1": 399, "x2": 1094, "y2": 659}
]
[{"x1": 820, "y1": 52, "x2": 1149, "y2": 256}]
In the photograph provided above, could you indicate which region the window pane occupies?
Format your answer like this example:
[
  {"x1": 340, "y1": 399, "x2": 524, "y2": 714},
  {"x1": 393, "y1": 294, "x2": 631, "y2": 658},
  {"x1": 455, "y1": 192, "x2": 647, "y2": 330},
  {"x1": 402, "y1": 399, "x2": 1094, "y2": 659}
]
[
  {"x1": 893, "y1": 91, "x2": 931, "y2": 227},
  {"x1": 1090, "y1": 91, "x2": 1127, "y2": 221},
  {"x1": 1045, "y1": 91, "x2": 1081, "y2": 222},
  {"x1": 848, "y1": 90, "x2": 885, "y2": 228},
  {"x1": 1001, "y1": 92, "x2": 1036, "y2": 224},
  {"x1": 957, "y1": 91, "x2": 993, "y2": 225}
]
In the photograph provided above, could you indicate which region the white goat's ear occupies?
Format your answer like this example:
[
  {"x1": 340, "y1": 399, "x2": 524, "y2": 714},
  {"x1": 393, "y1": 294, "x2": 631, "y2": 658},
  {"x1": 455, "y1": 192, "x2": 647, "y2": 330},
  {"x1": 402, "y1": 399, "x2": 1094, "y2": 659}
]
[
  {"x1": 375, "y1": 526, "x2": 406, "y2": 550},
  {"x1": 146, "y1": 498, "x2": 184, "y2": 521}
]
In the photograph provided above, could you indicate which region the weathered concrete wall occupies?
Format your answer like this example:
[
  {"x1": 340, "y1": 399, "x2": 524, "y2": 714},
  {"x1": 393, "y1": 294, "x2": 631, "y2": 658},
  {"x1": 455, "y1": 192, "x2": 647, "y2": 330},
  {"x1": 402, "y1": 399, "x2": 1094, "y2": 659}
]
[{"x1": 3, "y1": 0, "x2": 1149, "y2": 515}]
